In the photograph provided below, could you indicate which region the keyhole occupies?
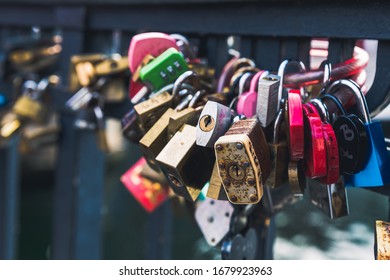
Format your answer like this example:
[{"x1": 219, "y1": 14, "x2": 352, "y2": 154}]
[
  {"x1": 228, "y1": 163, "x2": 245, "y2": 181},
  {"x1": 199, "y1": 115, "x2": 215, "y2": 132}
]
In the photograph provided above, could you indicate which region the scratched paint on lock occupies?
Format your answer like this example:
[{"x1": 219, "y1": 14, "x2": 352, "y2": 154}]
[{"x1": 215, "y1": 134, "x2": 262, "y2": 204}]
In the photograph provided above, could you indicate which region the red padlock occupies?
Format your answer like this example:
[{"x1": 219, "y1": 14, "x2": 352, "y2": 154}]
[
  {"x1": 309, "y1": 99, "x2": 340, "y2": 184},
  {"x1": 286, "y1": 89, "x2": 304, "y2": 161},
  {"x1": 302, "y1": 102, "x2": 327, "y2": 178},
  {"x1": 121, "y1": 157, "x2": 170, "y2": 212}
]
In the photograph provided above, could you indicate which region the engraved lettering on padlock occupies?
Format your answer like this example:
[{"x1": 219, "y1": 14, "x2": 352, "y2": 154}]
[
  {"x1": 206, "y1": 162, "x2": 228, "y2": 201},
  {"x1": 215, "y1": 118, "x2": 270, "y2": 204},
  {"x1": 339, "y1": 124, "x2": 355, "y2": 141},
  {"x1": 196, "y1": 101, "x2": 232, "y2": 148}
]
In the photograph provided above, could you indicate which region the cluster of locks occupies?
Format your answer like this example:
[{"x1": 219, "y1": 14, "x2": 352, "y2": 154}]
[
  {"x1": 1, "y1": 30, "x2": 389, "y2": 259},
  {"x1": 117, "y1": 32, "x2": 390, "y2": 259}
]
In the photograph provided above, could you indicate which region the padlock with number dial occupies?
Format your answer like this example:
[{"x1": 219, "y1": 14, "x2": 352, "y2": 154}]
[
  {"x1": 139, "y1": 48, "x2": 189, "y2": 92},
  {"x1": 155, "y1": 124, "x2": 214, "y2": 202},
  {"x1": 215, "y1": 118, "x2": 271, "y2": 204}
]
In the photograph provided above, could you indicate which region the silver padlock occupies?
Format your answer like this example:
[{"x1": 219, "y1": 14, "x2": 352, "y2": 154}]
[
  {"x1": 194, "y1": 197, "x2": 234, "y2": 247},
  {"x1": 256, "y1": 74, "x2": 280, "y2": 128},
  {"x1": 308, "y1": 177, "x2": 349, "y2": 219},
  {"x1": 196, "y1": 101, "x2": 233, "y2": 148}
]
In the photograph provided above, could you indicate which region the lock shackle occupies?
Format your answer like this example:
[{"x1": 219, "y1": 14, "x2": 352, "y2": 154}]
[
  {"x1": 327, "y1": 79, "x2": 370, "y2": 123},
  {"x1": 311, "y1": 98, "x2": 329, "y2": 123},
  {"x1": 319, "y1": 60, "x2": 332, "y2": 95},
  {"x1": 172, "y1": 70, "x2": 200, "y2": 98},
  {"x1": 188, "y1": 89, "x2": 207, "y2": 108},
  {"x1": 277, "y1": 59, "x2": 306, "y2": 111},
  {"x1": 273, "y1": 106, "x2": 284, "y2": 144},
  {"x1": 249, "y1": 70, "x2": 268, "y2": 93},
  {"x1": 238, "y1": 72, "x2": 254, "y2": 96},
  {"x1": 320, "y1": 94, "x2": 347, "y2": 115}
]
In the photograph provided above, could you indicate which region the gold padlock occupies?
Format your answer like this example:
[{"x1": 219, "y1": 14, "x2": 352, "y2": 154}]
[
  {"x1": 215, "y1": 118, "x2": 271, "y2": 204},
  {"x1": 134, "y1": 91, "x2": 174, "y2": 132},
  {"x1": 139, "y1": 107, "x2": 198, "y2": 171},
  {"x1": 155, "y1": 124, "x2": 214, "y2": 202},
  {"x1": 13, "y1": 95, "x2": 47, "y2": 123}
]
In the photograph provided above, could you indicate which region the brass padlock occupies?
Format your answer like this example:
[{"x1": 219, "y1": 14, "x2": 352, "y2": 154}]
[
  {"x1": 206, "y1": 162, "x2": 228, "y2": 201},
  {"x1": 139, "y1": 107, "x2": 197, "y2": 171},
  {"x1": 215, "y1": 118, "x2": 271, "y2": 204},
  {"x1": 134, "y1": 91, "x2": 174, "y2": 132},
  {"x1": 155, "y1": 124, "x2": 214, "y2": 202},
  {"x1": 100, "y1": 76, "x2": 128, "y2": 103},
  {"x1": 265, "y1": 108, "x2": 288, "y2": 189},
  {"x1": 13, "y1": 95, "x2": 47, "y2": 123}
]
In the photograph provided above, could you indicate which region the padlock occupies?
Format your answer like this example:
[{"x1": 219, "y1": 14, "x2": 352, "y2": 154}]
[
  {"x1": 139, "y1": 107, "x2": 198, "y2": 171},
  {"x1": 94, "y1": 55, "x2": 128, "y2": 76},
  {"x1": 128, "y1": 32, "x2": 178, "y2": 74},
  {"x1": 256, "y1": 74, "x2": 281, "y2": 127},
  {"x1": 308, "y1": 177, "x2": 349, "y2": 219},
  {"x1": 285, "y1": 89, "x2": 304, "y2": 161},
  {"x1": 167, "y1": 106, "x2": 200, "y2": 140},
  {"x1": 265, "y1": 107, "x2": 288, "y2": 189},
  {"x1": 0, "y1": 111, "x2": 22, "y2": 139},
  {"x1": 206, "y1": 162, "x2": 228, "y2": 201},
  {"x1": 221, "y1": 228, "x2": 258, "y2": 260},
  {"x1": 20, "y1": 111, "x2": 60, "y2": 153},
  {"x1": 328, "y1": 79, "x2": 390, "y2": 187},
  {"x1": 217, "y1": 57, "x2": 255, "y2": 93},
  {"x1": 287, "y1": 161, "x2": 306, "y2": 196},
  {"x1": 121, "y1": 157, "x2": 170, "y2": 212},
  {"x1": 375, "y1": 220, "x2": 390, "y2": 260},
  {"x1": 194, "y1": 197, "x2": 234, "y2": 246},
  {"x1": 236, "y1": 70, "x2": 268, "y2": 118},
  {"x1": 309, "y1": 98, "x2": 340, "y2": 184},
  {"x1": 13, "y1": 94, "x2": 47, "y2": 124},
  {"x1": 121, "y1": 107, "x2": 144, "y2": 143},
  {"x1": 139, "y1": 48, "x2": 189, "y2": 91},
  {"x1": 302, "y1": 102, "x2": 327, "y2": 178},
  {"x1": 100, "y1": 76, "x2": 128, "y2": 104},
  {"x1": 325, "y1": 81, "x2": 369, "y2": 175},
  {"x1": 215, "y1": 118, "x2": 271, "y2": 204},
  {"x1": 134, "y1": 91, "x2": 174, "y2": 132},
  {"x1": 155, "y1": 124, "x2": 214, "y2": 202},
  {"x1": 196, "y1": 101, "x2": 233, "y2": 148}
]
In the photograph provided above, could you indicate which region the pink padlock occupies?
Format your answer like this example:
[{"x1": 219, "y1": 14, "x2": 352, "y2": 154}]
[
  {"x1": 128, "y1": 32, "x2": 179, "y2": 74},
  {"x1": 236, "y1": 70, "x2": 269, "y2": 118}
]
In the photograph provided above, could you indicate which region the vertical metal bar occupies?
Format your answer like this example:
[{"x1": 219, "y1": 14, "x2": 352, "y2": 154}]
[
  {"x1": 51, "y1": 6, "x2": 107, "y2": 260},
  {"x1": 280, "y1": 37, "x2": 299, "y2": 62},
  {"x1": 297, "y1": 38, "x2": 311, "y2": 70},
  {"x1": 206, "y1": 35, "x2": 229, "y2": 76},
  {"x1": 144, "y1": 201, "x2": 173, "y2": 259},
  {"x1": 240, "y1": 36, "x2": 253, "y2": 59},
  {"x1": 255, "y1": 218, "x2": 275, "y2": 260},
  {"x1": 0, "y1": 135, "x2": 20, "y2": 259}
]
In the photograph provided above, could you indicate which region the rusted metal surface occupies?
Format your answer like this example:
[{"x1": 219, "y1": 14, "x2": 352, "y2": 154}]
[{"x1": 376, "y1": 220, "x2": 390, "y2": 260}]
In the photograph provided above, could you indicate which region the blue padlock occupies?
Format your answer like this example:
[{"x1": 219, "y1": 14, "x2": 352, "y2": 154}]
[{"x1": 328, "y1": 79, "x2": 390, "y2": 187}]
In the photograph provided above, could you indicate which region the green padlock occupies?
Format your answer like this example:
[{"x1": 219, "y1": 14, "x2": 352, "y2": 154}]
[
  {"x1": 139, "y1": 47, "x2": 188, "y2": 91},
  {"x1": 328, "y1": 79, "x2": 390, "y2": 188}
]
